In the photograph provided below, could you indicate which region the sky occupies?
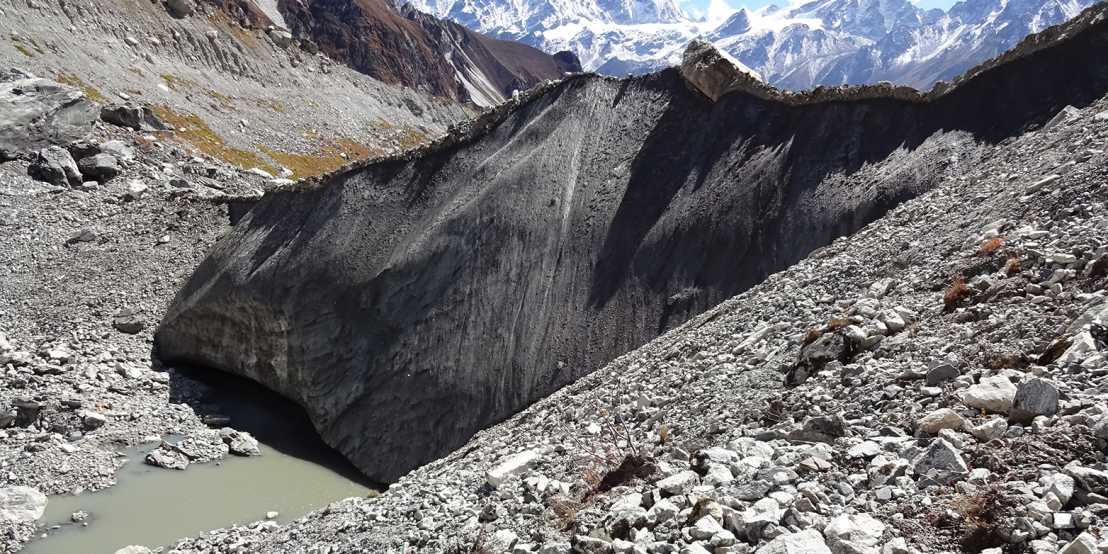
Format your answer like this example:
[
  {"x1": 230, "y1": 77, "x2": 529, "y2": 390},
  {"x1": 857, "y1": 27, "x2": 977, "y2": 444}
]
[{"x1": 679, "y1": 0, "x2": 961, "y2": 17}]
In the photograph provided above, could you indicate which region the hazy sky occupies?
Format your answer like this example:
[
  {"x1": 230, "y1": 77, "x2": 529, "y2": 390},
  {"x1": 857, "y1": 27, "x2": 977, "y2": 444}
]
[{"x1": 679, "y1": 0, "x2": 961, "y2": 17}]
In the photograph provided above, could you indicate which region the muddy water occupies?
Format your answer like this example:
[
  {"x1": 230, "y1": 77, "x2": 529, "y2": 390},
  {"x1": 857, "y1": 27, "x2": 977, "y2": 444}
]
[{"x1": 25, "y1": 369, "x2": 377, "y2": 554}]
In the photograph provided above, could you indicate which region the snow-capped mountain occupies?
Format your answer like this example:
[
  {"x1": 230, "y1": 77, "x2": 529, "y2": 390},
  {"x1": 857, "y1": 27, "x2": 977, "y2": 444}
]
[{"x1": 404, "y1": 0, "x2": 1095, "y2": 90}]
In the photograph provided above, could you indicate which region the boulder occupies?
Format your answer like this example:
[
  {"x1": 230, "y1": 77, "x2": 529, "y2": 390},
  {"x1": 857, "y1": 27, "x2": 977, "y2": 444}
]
[
  {"x1": 824, "y1": 513, "x2": 886, "y2": 554},
  {"x1": 963, "y1": 376, "x2": 1017, "y2": 414},
  {"x1": 756, "y1": 529, "x2": 832, "y2": 554},
  {"x1": 0, "y1": 69, "x2": 97, "y2": 160},
  {"x1": 166, "y1": 0, "x2": 195, "y2": 18},
  {"x1": 679, "y1": 39, "x2": 764, "y2": 102},
  {"x1": 911, "y1": 439, "x2": 969, "y2": 484},
  {"x1": 1009, "y1": 377, "x2": 1059, "y2": 424},
  {"x1": 220, "y1": 428, "x2": 261, "y2": 456},
  {"x1": 657, "y1": 470, "x2": 700, "y2": 496},
  {"x1": 918, "y1": 408, "x2": 965, "y2": 434},
  {"x1": 485, "y1": 450, "x2": 540, "y2": 488},
  {"x1": 81, "y1": 410, "x2": 108, "y2": 431},
  {"x1": 78, "y1": 154, "x2": 121, "y2": 182},
  {"x1": 114, "y1": 547, "x2": 154, "y2": 554},
  {"x1": 100, "y1": 104, "x2": 169, "y2": 132},
  {"x1": 145, "y1": 446, "x2": 190, "y2": 470},
  {"x1": 925, "y1": 363, "x2": 959, "y2": 385},
  {"x1": 0, "y1": 486, "x2": 47, "y2": 523},
  {"x1": 28, "y1": 146, "x2": 82, "y2": 186},
  {"x1": 1059, "y1": 532, "x2": 1098, "y2": 554},
  {"x1": 113, "y1": 309, "x2": 145, "y2": 334}
]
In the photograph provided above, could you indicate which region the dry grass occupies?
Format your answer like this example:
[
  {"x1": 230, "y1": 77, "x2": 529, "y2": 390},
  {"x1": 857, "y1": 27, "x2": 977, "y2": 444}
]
[
  {"x1": 977, "y1": 237, "x2": 1005, "y2": 256},
  {"x1": 259, "y1": 139, "x2": 381, "y2": 179},
  {"x1": 548, "y1": 495, "x2": 582, "y2": 530},
  {"x1": 13, "y1": 43, "x2": 35, "y2": 58},
  {"x1": 206, "y1": 89, "x2": 236, "y2": 111},
  {"x1": 55, "y1": 72, "x2": 108, "y2": 104},
  {"x1": 152, "y1": 105, "x2": 274, "y2": 173},
  {"x1": 943, "y1": 275, "x2": 972, "y2": 311},
  {"x1": 160, "y1": 73, "x2": 196, "y2": 92},
  {"x1": 255, "y1": 98, "x2": 287, "y2": 114},
  {"x1": 804, "y1": 317, "x2": 851, "y2": 344},
  {"x1": 950, "y1": 490, "x2": 1008, "y2": 550}
]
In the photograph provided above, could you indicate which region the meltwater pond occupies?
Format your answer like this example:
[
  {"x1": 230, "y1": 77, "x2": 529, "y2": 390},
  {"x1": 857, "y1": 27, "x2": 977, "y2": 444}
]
[{"x1": 24, "y1": 368, "x2": 377, "y2": 554}]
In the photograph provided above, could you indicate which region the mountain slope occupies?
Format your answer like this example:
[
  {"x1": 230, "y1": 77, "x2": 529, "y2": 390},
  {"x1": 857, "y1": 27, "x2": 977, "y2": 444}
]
[
  {"x1": 155, "y1": 3, "x2": 1108, "y2": 485},
  {"x1": 276, "y1": 0, "x2": 579, "y2": 106},
  {"x1": 406, "y1": 0, "x2": 1095, "y2": 91}
]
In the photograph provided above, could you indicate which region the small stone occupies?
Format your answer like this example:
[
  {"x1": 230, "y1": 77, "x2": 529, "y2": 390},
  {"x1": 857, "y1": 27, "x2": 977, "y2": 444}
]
[
  {"x1": 1059, "y1": 532, "x2": 1097, "y2": 554},
  {"x1": 925, "y1": 363, "x2": 959, "y2": 386},
  {"x1": 265, "y1": 511, "x2": 279, "y2": 519},
  {"x1": 969, "y1": 418, "x2": 1008, "y2": 442},
  {"x1": 657, "y1": 470, "x2": 700, "y2": 496},
  {"x1": 78, "y1": 154, "x2": 120, "y2": 182},
  {"x1": 145, "y1": 446, "x2": 189, "y2": 470},
  {"x1": 755, "y1": 528, "x2": 832, "y2": 554},
  {"x1": 963, "y1": 376, "x2": 1017, "y2": 414},
  {"x1": 824, "y1": 513, "x2": 886, "y2": 553},
  {"x1": 486, "y1": 450, "x2": 540, "y2": 488},
  {"x1": 220, "y1": 428, "x2": 261, "y2": 456},
  {"x1": 81, "y1": 411, "x2": 107, "y2": 431},
  {"x1": 689, "y1": 515, "x2": 724, "y2": 540},
  {"x1": 112, "y1": 309, "x2": 145, "y2": 334},
  {"x1": 487, "y1": 529, "x2": 519, "y2": 551},
  {"x1": 918, "y1": 408, "x2": 965, "y2": 434},
  {"x1": 911, "y1": 439, "x2": 969, "y2": 484},
  {"x1": 114, "y1": 547, "x2": 154, "y2": 554},
  {"x1": 1009, "y1": 378, "x2": 1059, "y2": 424}
]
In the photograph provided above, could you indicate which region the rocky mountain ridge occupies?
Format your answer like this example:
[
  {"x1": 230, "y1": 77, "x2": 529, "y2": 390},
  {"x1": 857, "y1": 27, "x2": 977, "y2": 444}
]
[
  {"x1": 273, "y1": 0, "x2": 580, "y2": 107},
  {"x1": 405, "y1": 0, "x2": 1096, "y2": 91}
]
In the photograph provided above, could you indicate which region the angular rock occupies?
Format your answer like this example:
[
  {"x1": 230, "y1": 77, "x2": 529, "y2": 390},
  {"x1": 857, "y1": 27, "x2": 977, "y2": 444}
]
[
  {"x1": 0, "y1": 69, "x2": 97, "y2": 160},
  {"x1": 113, "y1": 309, "x2": 145, "y2": 334},
  {"x1": 824, "y1": 513, "x2": 886, "y2": 553},
  {"x1": 100, "y1": 140, "x2": 136, "y2": 162},
  {"x1": 81, "y1": 410, "x2": 107, "y2": 431},
  {"x1": 100, "y1": 104, "x2": 168, "y2": 132},
  {"x1": 756, "y1": 529, "x2": 832, "y2": 554},
  {"x1": 1009, "y1": 377, "x2": 1059, "y2": 424},
  {"x1": 220, "y1": 428, "x2": 261, "y2": 456},
  {"x1": 918, "y1": 408, "x2": 965, "y2": 434},
  {"x1": 679, "y1": 39, "x2": 763, "y2": 102},
  {"x1": 790, "y1": 415, "x2": 848, "y2": 443},
  {"x1": 485, "y1": 450, "x2": 540, "y2": 488},
  {"x1": 166, "y1": 0, "x2": 195, "y2": 17},
  {"x1": 963, "y1": 376, "x2": 1017, "y2": 414},
  {"x1": 78, "y1": 154, "x2": 121, "y2": 182},
  {"x1": 969, "y1": 418, "x2": 1008, "y2": 442},
  {"x1": 1059, "y1": 532, "x2": 1098, "y2": 554},
  {"x1": 0, "y1": 486, "x2": 47, "y2": 523},
  {"x1": 145, "y1": 446, "x2": 190, "y2": 470},
  {"x1": 657, "y1": 470, "x2": 700, "y2": 496},
  {"x1": 925, "y1": 363, "x2": 959, "y2": 386},
  {"x1": 114, "y1": 547, "x2": 154, "y2": 554},
  {"x1": 28, "y1": 146, "x2": 81, "y2": 186},
  {"x1": 911, "y1": 439, "x2": 969, "y2": 484}
]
